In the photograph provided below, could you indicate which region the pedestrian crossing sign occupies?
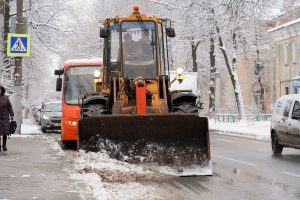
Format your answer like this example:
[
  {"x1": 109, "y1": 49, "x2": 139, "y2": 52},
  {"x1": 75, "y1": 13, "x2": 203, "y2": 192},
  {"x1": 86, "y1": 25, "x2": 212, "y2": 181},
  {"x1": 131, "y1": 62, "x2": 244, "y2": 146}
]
[{"x1": 7, "y1": 33, "x2": 31, "y2": 57}]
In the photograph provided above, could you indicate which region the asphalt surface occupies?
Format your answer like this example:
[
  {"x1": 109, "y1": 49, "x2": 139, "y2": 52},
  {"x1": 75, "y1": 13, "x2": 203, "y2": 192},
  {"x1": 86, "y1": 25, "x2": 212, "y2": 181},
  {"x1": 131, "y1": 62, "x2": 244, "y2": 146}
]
[
  {"x1": 0, "y1": 132, "x2": 299, "y2": 200},
  {"x1": 189, "y1": 134, "x2": 300, "y2": 200},
  {"x1": 142, "y1": 133, "x2": 300, "y2": 200},
  {"x1": 0, "y1": 135, "x2": 94, "y2": 200}
]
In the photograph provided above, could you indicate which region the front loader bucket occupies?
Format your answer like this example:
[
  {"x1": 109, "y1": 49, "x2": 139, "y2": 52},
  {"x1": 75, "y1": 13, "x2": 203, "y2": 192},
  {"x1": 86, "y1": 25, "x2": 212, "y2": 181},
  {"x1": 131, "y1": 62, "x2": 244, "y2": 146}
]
[{"x1": 78, "y1": 114, "x2": 211, "y2": 175}]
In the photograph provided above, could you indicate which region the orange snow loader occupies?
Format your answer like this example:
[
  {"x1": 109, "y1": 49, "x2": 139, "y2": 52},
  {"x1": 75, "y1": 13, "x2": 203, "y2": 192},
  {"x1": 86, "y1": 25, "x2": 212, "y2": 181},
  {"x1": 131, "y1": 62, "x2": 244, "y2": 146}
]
[{"x1": 76, "y1": 6, "x2": 211, "y2": 174}]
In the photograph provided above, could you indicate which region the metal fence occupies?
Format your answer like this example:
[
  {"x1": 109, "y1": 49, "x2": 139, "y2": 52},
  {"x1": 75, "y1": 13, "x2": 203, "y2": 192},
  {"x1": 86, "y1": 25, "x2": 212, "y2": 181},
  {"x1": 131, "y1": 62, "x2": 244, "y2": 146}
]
[{"x1": 215, "y1": 114, "x2": 271, "y2": 123}]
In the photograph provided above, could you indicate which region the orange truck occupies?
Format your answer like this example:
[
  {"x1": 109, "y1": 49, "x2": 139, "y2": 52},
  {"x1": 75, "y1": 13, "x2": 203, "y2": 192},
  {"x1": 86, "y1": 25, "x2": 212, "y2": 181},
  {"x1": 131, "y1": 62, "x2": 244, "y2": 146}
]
[{"x1": 54, "y1": 59, "x2": 102, "y2": 147}]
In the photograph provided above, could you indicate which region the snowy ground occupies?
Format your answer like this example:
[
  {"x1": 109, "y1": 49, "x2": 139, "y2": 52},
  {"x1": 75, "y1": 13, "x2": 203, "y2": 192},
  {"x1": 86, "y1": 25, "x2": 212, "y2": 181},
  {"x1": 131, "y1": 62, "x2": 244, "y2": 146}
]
[
  {"x1": 209, "y1": 119, "x2": 271, "y2": 141},
  {"x1": 20, "y1": 118, "x2": 43, "y2": 135},
  {"x1": 19, "y1": 117, "x2": 271, "y2": 200}
]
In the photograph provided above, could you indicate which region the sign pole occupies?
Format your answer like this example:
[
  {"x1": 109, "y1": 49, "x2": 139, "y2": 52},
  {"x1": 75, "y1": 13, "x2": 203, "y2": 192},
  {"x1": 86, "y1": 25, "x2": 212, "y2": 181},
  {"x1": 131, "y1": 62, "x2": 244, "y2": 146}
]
[{"x1": 14, "y1": 0, "x2": 24, "y2": 134}]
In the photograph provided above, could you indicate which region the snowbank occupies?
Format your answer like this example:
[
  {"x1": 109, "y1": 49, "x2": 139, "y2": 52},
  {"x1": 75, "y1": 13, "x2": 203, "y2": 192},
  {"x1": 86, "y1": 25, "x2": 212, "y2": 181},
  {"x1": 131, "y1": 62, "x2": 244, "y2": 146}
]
[
  {"x1": 209, "y1": 119, "x2": 271, "y2": 141},
  {"x1": 72, "y1": 151, "x2": 174, "y2": 199},
  {"x1": 20, "y1": 118, "x2": 42, "y2": 135}
]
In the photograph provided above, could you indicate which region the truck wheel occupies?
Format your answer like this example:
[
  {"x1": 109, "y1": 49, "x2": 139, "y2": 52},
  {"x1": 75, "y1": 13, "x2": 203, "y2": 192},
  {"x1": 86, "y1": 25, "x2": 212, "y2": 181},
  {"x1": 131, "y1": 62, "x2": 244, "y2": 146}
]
[
  {"x1": 62, "y1": 140, "x2": 76, "y2": 150},
  {"x1": 82, "y1": 104, "x2": 107, "y2": 118},
  {"x1": 173, "y1": 102, "x2": 198, "y2": 113},
  {"x1": 271, "y1": 132, "x2": 283, "y2": 154},
  {"x1": 41, "y1": 126, "x2": 47, "y2": 133}
]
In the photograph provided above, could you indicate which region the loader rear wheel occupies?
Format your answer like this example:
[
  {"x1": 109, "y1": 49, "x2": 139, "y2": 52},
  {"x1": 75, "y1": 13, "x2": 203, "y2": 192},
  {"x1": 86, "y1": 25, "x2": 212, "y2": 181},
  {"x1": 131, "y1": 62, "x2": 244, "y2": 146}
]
[
  {"x1": 173, "y1": 102, "x2": 198, "y2": 113},
  {"x1": 81, "y1": 104, "x2": 107, "y2": 118},
  {"x1": 41, "y1": 126, "x2": 47, "y2": 133}
]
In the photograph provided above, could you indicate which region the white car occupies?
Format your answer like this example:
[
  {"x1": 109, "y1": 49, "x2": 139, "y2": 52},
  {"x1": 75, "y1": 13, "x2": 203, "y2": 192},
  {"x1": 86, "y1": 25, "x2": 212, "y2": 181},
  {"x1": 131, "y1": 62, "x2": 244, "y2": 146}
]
[{"x1": 271, "y1": 94, "x2": 300, "y2": 154}]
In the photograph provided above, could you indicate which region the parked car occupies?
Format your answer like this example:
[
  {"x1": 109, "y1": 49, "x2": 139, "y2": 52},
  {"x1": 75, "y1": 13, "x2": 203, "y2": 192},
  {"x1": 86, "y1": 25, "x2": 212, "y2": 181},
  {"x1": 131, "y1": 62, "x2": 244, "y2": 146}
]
[
  {"x1": 31, "y1": 105, "x2": 41, "y2": 122},
  {"x1": 271, "y1": 94, "x2": 300, "y2": 154},
  {"x1": 40, "y1": 101, "x2": 62, "y2": 133}
]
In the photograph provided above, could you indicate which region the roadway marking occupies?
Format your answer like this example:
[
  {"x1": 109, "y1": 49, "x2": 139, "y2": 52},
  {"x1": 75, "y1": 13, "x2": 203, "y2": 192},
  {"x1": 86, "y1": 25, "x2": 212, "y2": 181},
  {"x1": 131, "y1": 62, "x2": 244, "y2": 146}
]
[
  {"x1": 282, "y1": 171, "x2": 300, "y2": 178},
  {"x1": 214, "y1": 138, "x2": 238, "y2": 143},
  {"x1": 214, "y1": 155, "x2": 258, "y2": 167}
]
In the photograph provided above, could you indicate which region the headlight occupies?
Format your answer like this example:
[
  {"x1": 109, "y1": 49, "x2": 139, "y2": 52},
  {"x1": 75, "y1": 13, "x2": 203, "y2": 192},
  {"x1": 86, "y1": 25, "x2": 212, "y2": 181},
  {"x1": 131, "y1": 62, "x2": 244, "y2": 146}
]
[
  {"x1": 65, "y1": 120, "x2": 77, "y2": 126},
  {"x1": 94, "y1": 70, "x2": 101, "y2": 78},
  {"x1": 43, "y1": 115, "x2": 49, "y2": 120},
  {"x1": 176, "y1": 67, "x2": 184, "y2": 75}
]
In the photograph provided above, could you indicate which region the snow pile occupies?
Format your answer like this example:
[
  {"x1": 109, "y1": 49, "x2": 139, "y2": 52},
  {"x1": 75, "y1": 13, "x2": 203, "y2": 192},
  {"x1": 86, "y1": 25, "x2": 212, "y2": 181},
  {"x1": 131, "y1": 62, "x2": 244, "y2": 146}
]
[
  {"x1": 45, "y1": 136, "x2": 65, "y2": 156},
  {"x1": 155, "y1": 161, "x2": 212, "y2": 176},
  {"x1": 20, "y1": 118, "x2": 42, "y2": 135},
  {"x1": 70, "y1": 172, "x2": 108, "y2": 200},
  {"x1": 209, "y1": 120, "x2": 271, "y2": 141},
  {"x1": 72, "y1": 151, "x2": 173, "y2": 199},
  {"x1": 82, "y1": 137, "x2": 212, "y2": 176},
  {"x1": 74, "y1": 151, "x2": 170, "y2": 183}
]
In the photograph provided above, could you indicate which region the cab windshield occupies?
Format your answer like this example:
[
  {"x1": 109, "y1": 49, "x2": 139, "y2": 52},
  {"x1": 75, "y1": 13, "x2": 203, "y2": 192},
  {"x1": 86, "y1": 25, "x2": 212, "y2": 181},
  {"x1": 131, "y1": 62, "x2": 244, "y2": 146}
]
[
  {"x1": 121, "y1": 21, "x2": 157, "y2": 79},
  {"x1": 64, "y1": 66, "x2": 99, "y2": 104}
]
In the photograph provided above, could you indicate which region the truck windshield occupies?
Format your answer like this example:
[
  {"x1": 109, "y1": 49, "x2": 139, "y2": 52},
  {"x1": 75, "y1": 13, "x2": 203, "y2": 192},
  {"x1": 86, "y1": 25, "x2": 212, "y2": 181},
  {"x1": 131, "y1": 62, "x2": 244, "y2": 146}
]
[
  {"x1": 121, "y1": 21, "x2": 157, "y2": 79},
  {"x1": 64, "y1": 66, "x2": 99, "y2": 105}
]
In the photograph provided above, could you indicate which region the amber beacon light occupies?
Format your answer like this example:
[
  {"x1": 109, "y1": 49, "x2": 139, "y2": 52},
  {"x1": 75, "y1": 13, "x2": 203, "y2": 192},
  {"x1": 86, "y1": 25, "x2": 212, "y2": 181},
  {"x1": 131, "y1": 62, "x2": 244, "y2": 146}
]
[{"x1": 133, "y1": 6, "x2": 140, "y2": 14}]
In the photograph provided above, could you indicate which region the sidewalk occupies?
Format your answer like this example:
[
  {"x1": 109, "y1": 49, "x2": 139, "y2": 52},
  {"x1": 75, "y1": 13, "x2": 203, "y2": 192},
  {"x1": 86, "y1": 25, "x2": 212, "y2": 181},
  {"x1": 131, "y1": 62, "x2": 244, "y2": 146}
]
[
  {"x1": 209, "y1": 120, "x2": 271, "y2": 141},
  {"x1": 0, "y1": 134, "x2": 94, "y2": 200}
]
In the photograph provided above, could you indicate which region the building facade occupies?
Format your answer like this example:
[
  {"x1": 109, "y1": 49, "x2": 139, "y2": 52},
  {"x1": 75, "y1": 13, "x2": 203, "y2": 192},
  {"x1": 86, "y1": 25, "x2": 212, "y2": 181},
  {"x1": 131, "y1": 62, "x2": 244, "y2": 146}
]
[{"x1": 268, "y1": 18, "x2": 300, "y2": 99}]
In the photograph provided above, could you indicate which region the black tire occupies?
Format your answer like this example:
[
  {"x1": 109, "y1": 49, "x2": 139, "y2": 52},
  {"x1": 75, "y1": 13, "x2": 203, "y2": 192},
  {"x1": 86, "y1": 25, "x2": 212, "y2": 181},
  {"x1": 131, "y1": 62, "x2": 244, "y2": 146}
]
[
  {"x1": 173, "y1": 102, "x2": 198, "y2": 113},
  {"x1": 81, "y1": 104, "x2": 107, "y2": 118},
  {"x1": 271, "y1": 132, "x2": 283, "y2": 154},
  {"x1": 41, "y1": 126, "x2": 47, "y2": 133},
  {"x1": 62, "y1": 140, "x2": 77, "y2": 150}
]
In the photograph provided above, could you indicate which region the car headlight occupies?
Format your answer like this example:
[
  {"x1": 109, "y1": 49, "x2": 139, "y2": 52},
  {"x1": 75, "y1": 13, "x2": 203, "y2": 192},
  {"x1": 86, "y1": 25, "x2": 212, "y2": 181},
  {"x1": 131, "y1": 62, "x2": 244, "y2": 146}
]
[{"x1": 43, "y1": 115, "x2": 49, "y2": 120}]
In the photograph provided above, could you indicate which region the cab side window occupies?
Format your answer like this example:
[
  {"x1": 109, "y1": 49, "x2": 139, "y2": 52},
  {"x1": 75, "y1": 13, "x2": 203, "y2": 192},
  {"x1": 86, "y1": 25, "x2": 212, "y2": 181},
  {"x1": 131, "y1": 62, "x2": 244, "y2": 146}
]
[
  {"x1": 292, "y1": 101, "x2": 300, "y2": 116},
  {"x1": 283, "y1": 100, "x2": 293, "y2": 117}
]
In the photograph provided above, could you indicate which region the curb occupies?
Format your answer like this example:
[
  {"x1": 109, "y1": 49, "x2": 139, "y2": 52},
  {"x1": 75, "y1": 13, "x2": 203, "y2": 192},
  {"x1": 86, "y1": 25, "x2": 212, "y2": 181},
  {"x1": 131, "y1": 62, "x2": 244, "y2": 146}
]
[{"x1": 209, "y1": 128, "x2": 271, "y2": 142}]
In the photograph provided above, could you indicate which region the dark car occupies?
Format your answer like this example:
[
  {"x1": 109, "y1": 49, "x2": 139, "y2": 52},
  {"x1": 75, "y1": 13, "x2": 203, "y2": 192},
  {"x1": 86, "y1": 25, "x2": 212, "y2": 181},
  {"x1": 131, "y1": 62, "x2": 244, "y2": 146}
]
[{"x1": 40, "y1": 101, "x2": 62, "y2": 133}]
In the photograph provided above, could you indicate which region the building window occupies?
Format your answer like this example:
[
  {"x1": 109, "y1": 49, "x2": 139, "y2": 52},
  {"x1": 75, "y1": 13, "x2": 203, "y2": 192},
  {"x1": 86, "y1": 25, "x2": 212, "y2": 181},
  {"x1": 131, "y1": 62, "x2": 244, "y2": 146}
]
[
  {"x1": 285, "y1": 86, "x2": 289, "y2": 95},
  {"x1": 253, "y1": 90, "x2": 262, "y2": 105},
  {"x1": 283, "y1": 44, "x2": 289, "y2": 66},
  {"x1": 292, "y1": 43, "x2": 297, "y2": 64}
]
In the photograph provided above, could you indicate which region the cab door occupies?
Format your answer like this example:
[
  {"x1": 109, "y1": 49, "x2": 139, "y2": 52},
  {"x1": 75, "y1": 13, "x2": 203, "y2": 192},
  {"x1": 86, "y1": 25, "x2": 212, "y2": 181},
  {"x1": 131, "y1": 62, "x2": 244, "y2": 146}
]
[
  {"x1": 287, "y1": 100, "x2": 300, "y2": 146},
  {"x1": 277, "y1": 100, "x2": 293, "y2": 143}
]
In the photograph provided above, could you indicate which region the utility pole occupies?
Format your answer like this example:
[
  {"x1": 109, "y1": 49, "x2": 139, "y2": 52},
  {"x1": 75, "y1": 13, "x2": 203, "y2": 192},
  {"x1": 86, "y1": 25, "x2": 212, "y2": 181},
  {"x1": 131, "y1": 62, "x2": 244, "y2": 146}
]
[
  {"x1": 15, "y1": 0, "x2": 23, "y2": 85},
  {"x1": 14, "y1": 0, "x2": 24, "y2": 134}
]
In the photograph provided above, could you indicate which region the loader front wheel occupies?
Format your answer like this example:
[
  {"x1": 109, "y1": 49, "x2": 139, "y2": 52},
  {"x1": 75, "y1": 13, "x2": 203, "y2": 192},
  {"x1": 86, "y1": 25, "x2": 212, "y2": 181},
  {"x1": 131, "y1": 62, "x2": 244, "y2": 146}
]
[{"x1": 81, "y1": 104, "x2": 107, "y2": 118}]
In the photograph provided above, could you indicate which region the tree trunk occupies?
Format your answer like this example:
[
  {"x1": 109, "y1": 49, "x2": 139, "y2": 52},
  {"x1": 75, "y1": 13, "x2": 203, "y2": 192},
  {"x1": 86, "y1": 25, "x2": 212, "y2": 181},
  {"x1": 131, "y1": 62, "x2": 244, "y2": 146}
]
[
  {"x1": 255, "y1": 49, "x2": 265, "y2": 113},
  {"x1": 216, "y1": 23, "x2": 246, "y2": 119},
  {"x1": 191, "y1": 40, "x2": 200, "y2": 72},
  {"x1": 209, "y1": 34, "x2": 216, "y2": 115},
  {"x1": 1, "y1": 0, "x2": 13, "y2": 95}
]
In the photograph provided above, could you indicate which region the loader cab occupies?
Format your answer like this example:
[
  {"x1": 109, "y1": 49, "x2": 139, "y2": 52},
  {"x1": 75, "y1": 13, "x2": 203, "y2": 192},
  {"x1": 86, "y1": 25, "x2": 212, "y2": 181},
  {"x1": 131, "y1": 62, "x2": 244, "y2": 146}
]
[{"x1": 101, "y1": 7, "x2": 175, "y2": 83}]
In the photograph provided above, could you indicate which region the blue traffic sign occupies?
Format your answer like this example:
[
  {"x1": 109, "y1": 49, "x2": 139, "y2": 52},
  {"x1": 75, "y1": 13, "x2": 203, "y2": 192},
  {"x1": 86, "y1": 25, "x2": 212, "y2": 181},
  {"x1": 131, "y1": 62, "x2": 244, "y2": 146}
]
[
  {"x1": 293, "y1": 77, "x2": 300, "y2": 89},
  {"x1": 7, "y1": 33, "x2": 31, "y2": 57}
]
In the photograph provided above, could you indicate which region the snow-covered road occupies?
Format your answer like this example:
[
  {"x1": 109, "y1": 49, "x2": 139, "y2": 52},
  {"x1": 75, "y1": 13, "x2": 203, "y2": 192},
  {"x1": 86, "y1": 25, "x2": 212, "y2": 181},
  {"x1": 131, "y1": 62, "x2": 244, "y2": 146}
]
[{"x1": 14, "y1": 118, "x2": 274, "y2": 199}]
